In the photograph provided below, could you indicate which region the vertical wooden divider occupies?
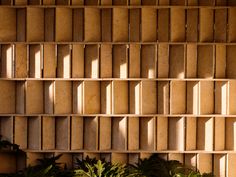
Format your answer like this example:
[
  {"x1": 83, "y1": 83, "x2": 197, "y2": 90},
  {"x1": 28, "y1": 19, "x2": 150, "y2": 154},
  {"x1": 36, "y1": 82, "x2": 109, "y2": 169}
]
[
  {"x1": 215, "y1": 82, "x2": 228, "y2": 115},
  {"x1": 197, "y1": 154, "x2": 212, "y2": 174},
  {"x1": 130, "y1": 9, "x2": 140, "y2": 42},
  {"x1": 71, "y1": 117, "x2": 83, "y2": 150},
  {"x1": 84, "y1": 117, "x2": 98, "y2": 150},
  {"x1": 185, "y1": 117, "x2": 197, "y2": 150},
  {"x1": 101, "y1": 8, "x2": 112, "y2": 42},
  {"x1": 14, "y1": 116, "x2": 27, "y2": 149},
  {"x1": 186, "y1": 9, "x2": 198, "y2": 42},
  {"x1": 29, "y1": 45, "x2": 42, "y2": 78},
  {"x1": 129, "y1": 44, "x2": 140, "y2": 78},
  {"x1": 16, "y1": 8, "x2": 26, "y2": 42},
  {"x1": 113, "y1": 8, "x2": 128, "y2": 42},
  {"x1": 228, "y1": 8, "x2": 236, "y2": 42},
  {"x1": 225, "y1": 117, "x2": 236, "y2": 150},
  {"x1": 128, "y1": 117, "x2": 139, "y2": 150},
  {"x1": 1, "y1": 44, "x2": 14, "y2": 78},
  {"x1": 44, "y1": 81, "x2": 54, "y2": 114},
  {"x1": 199, "y1": 8, "x2": 213, "y2": 42},
  {"x1": 56, "y1": 116, "x2": 70, "y2": 150},
  {"x1": 156, "y1": 116, "x2": 168, "y2": 150},
  {"x1": 15, "y1": 44, "x2": 27, "y2": 78},
  {"x1": 100, "y1": 44, "x2": 112, "y2": 78},
  {"x1": 45, "y1": 8, "x2": 55, "y2": 41},
  {"x1": 16, "y1": 81, "x2": 25, "y2": 114},
  {"x1": 28, "y1": 117, "x2": 41, "y2": 150},
  {"x1": 85, "y1": 45, "x2": 99, "y2": 78},
  {"x1": 158, "y1": 9, "x2": 169, "y2": 42},
  {"x1": 43, "y1": 44, "x2": 56, "y2": 78},
  {"x1": 186, "y1": 82, "x2": 199, "y2": 114},
  {"x1": 73, "y1": 81, "x2": 83, "y2": 114},
  {"x1": 112, "y1": 117, "x2": 127, "y2": 150},
  {"x1": 73, "y1": 8, "x2": 84, "y2": 42},
  {"x1": 0, "y1": 81, "x2": 15, "y2": 114},
  {"x1": 214, "y1": 117, "x2": 225, "y2": 151},
  {"x1": 57, "y1": 44, "x2": 71, "y2": 78},
  {"x1": 170, "y1": 8, "x2": 185, "y2": 42},
  {"x1": 129, "y1": 81, "x2": 140, "y2": 114},
  {"x1": 72, "y1": 44, "x2": 84, "y2": 78},
  {"x1": 42, "y1": 116, "x2": 55, "y2": 150},
  {"x1": 99, "y1": 117, "x2": 111, "y2": 150}
]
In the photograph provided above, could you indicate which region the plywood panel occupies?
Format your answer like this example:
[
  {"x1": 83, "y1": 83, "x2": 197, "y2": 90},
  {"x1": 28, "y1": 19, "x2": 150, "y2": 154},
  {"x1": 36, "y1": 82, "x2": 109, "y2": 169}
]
[
  {"x1": 225, "y1": 117, "x2": 236, "y2": 150},
  {"x1": 84, "y1": 117, "x2": 98, "y2": 150},
  {"x1": 199, "y1": 81, "x2": 214, "y2": 114},
  {"x1": 197, "y1": 117, "x2": 214, "y2": 151},
  {"x1": 130, "y1": 9, "x2": 140, "y2": 42},
  {"x1": 101, "y1": 81, "x2": 112, "y2": 114},
  {"x1": 129, "y1": 81, "x2": 140, "y2": 114},
  {"x1": 100, "y1": 44, "x2": 112, "y2": 78},
  {"x1": 0, "y1": 117, "x2": 13, "y2": 143},
  {"x1": 113, "y1": 45, "x2": 128, "y2": 78},
  {"x1": 42, "y1": 116, "x2": 55, "y2": 150},
  {"x1": 168, "y1": 117, "x2": 185, "y2": 151},
  {"x1": 214, "y1": 117, "x2": 225, "y2": 151},
  {"x1": 158, "y1": 9, "x2": 169, "y2": 42},
  {"x1": 56, "y1": 8, "x2": 72, "y2": 42},
  {"x1": 228, "y1": 81, "x2": 236, "y2": 114},
  {"x1": 0, "y1": 8, "x2": 16, "y2": 41},
  {"x1": 16, "y1": 8, "x2": 26, "y2": 42},
  {"x1": 141, "y1": 81, "x2": 157, "y2": 114},
  {"x1": 186, "y1": 9, "x2": 198, "y2": 42},
  {"x1": 16, "y1": 81, "x2": 25, "y2": 114},
  {"x1": 112, "y1": 117, "x2": 127, "y2": 150},
  {"x1": 56, "y1": 117, "x2": 70, "y2": 150},
  {"x1": 215, "y1": 82, "x2": 228, "y2": 114},
  {"x1": 170, "y1": 8, "x2": 185, "y2": 42},
  {"x1": 85, "y1": 45, "x2": 99, "y2": 78},
  {"x1": 156, "y1": 116, "x2": 168, "y2": 150},
  {"x1": 54, "y1": 81, "x2": 72, "y2": 114},
  {"x1": 26, "y1": 81, "x2": 43, "y2": 114},
  {"x1": 72, "y1": 81, "x2": 83, "y2": 114},
  {"x1": 158, "y1": 44, "x2": 169, "y2": 78},
  {"x1": 15, "y1": 44, "x2": 27, "y2": 78},
  {"x1": 28, "y1": 117, "x2": 41, "y2": 150},
  {"x1": 140, "y1": 117, "x2": 155, "y2": 150},
  {"x1": 1, "y1": 44, "x2": 14, "y2": 78},
  {"x1": 112, "y1": 81, "x2": 128, "y2": 114},
  {"x1": 44, "y1": 44, "x2": 56, "y2": 78},
  {"x1": 142, "y1": 8, "x2": 157, "y2": 42},
  {"x1": 45, "y1": 8, "x2": 55, "y2": 42},
  {"x1": 29, "y1": 45, "x2": 42, "y2": 78},
  {"x1": 228, "y1": 154, "x2": 236, "y2": 177},
  {"x1": 197, "y1": 154, "x2": 212, "y2": 174},
  {"x1": 186, "y1": 44, "x2": 197, "y2": 78},
  {"x1": 226, "y1": 45, "x2": 236, "y2": 78},
  {"x1": 169, "y1": 45, "x2": 185, "y2": 78},
  {"x1": 57, "y1": 45, "x2": 71, "y2": 78},
  {"x1": 215, "y1": 9, "x2": 227, "y2": 42},
  {"x1": 71, "y1": 116, "x2": 83, "y2": 150},
  {"x1": 101, "y1": 9, "x2": 112, "y2": 42},
  {"x1": 44, "y1": 81, "x2": 54, "y2": 114},
  {"x1": 99, "y1": 117, "x2": 111, "y2": 150},
  {"x1": 228, "y1": 8, "x2": 236, "y2": 42},
  {"x1": 0, "y1": 81, "x2": 15, "y2": 113},
  {"x1": 170, "y1": 81, "x2": 186, "y2": 114},
  {"x1": 199, "y1": 8, "x2": 213, "y2": 42},
  {"x1": 214, "y1": 155, "x2": 226, "y2": 177},
  {"x1": 83, "y1": 81, "x2": 100, "y2": 114},
  {"x1": 72, "y1": 44, "x2": 84, "y2": 78},
  {"x1": 27, "y1": 8, "x2": 44, "y2": 42},
  {"x1": 186, "y1": 81, "x2": 199, "y2": 114},
  {"x1": 141, "y1": 45, "x2": 157, "y2": 78},
  {"x1": 14, "y1": 116, "x2": 27, "y2": 149},
  {"x1": 157, "y1": 81, "x2": 169, "y2": 114},
  {"x1": 185, "y1": 117, "x2": 196, "y2": 150},
  {"x1": 128, "y1": 117, "x2": 139, "y2": 150},
  {"x1": 73, "y1": 8, "x2": 84, "y2": 42},
  {"x1": 129, "y1": 44, "x2": 140, "y2": 78},
  {"x1": 84, "y1": 8, "x2": 101, "y2": 42},
  {"x1": 113, "y1": 8, "x2": 128, "y2": 42},
  {"x1": 215, "y1": 45, "x2": 226, "y2": 78}
]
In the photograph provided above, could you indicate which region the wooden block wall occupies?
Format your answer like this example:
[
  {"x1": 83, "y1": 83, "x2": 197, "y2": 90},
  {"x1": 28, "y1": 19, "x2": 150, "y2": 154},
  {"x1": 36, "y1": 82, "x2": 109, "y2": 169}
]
[{"x1": 0, "y1": 0, "x2": 236, "y2": 175}]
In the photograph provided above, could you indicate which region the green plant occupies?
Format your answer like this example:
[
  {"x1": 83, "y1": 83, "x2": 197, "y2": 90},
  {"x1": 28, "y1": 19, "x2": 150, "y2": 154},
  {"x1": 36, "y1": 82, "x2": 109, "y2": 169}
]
[{"x1": 74, "y1": 156, "x2": 127, "y2": 177}]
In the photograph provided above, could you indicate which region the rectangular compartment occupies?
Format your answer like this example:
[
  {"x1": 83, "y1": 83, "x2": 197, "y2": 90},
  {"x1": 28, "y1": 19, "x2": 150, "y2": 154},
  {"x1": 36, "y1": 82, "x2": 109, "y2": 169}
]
[
  {"x1": 214, "y1": 9, "x2": 227, "y2": 42},
  {"x1": 113, "y1": 0, "x2": 127, "y2": 5},
  {"x1": 158, "y1": 44, "x2": 169, "y2": 78},
  {"x1": 199, "y1": 81, "x2": 214, "y2": 114},
  {"x1": 170, "y1": 8, "x2": 185, "y2": 42},
  {"x1": 26, "y1": 81, "x2": 44, "y2": 114},
  {"x1": 100, "y1": 44, "x2": 112, "y2": 78},
  {"x1": 1, "y1": 44, "x2": 14, "y2": 78},
  {"x1": 140, "y1": 117, "x2": 155, "y2": 150},
  {"x1": 16, "y1": 8, "x2": 26, "y2": 42},
  {"x1": 56, "y1": 117, "x2": 70, "y2": 150},
  {"x1": 197, "y1": 154, "x2": 212, "y2": 174},
  {"x1": 170, "y1": 81, "x2": 186, "y2": 114},
  {"x1": 45, "y1": 8, "x2": 55, "y2": 41},
  {"x1": 157, "y1": 81, "x2": 169, "y2": 114},
  {"x1": 214, "y1": 117, "x2": 225, "y2": 151},
  {"x1": 111, "y1": 153, "x2": 128, "y2": 164},
  {"x1": 83, "y1": 81, "x2": 100, "y2": 114},
  {"x1": 14, "y1": 116, "x2": 27, "y2": 149},
  {"x1": 215, "y1": 45, "x2": 226, "y2": 78},
  {"x1": 43, "y1": 44, "x2": 56, "y2": 78},
  {"x1": 42, "y1": 116, "x2": 55, "y2": 150},
  {"x1": 226, "y1": 45, "x2": 236, "y2": 78},
  {"x1": 228, "y1": 81, "x2": 236, "y2": 114},
  {"x1": 112, "y1": 81, "x2": 128, "y2": 114},
  {"x1": 71, "y1": 116, "x2": 83, "y2": 150},
  {"x1": 72, "y1": 81, "x2": 83, "y2": 114},
  {"x1": 186, "y1": 81, "x2": 199, "y2": 114},
  {"x1": 168, "y1": 153, "x2": 184, "y2": 163},
  {"x1": 55, "y1": 8, "x2": 72, "y2": 42},
  {"x1": 84, "y1": 8, "x2": 101, "y2": 42},
  {"x1": 54, "y1": 81, "x2": 72, "y2": 114},
  {"x1": 101, "y1": 9, "x2": 112, "y2": 42},
  {"x1": 0, "y1": 81, "x2": 15, "y2": 114},
  {"x1": 129, "y1": 81, "x2": 141, "y2": 114},
  {"x1": 186, "y1": 9, "x2": 198, "y2": 42},
  {"x1": 186, "y1": 44, "x2": 197, "y2": 78},
  {"x1": 198, "y1": 0, "x2": 214, "y2": 5},
  {"x1": 197, "y1": 45, "x2": 214, "y2": 78},
  {"x1": 0, "y1": 117, "x2": 13, "y2": 143},
  {"x1": 141, "y1": 45, "x2": 157, "y2": 78},
  {"x1": 43, "y1": 0, "x2": 55, "y2": 5},
  {"x1": 28, "y1": 117, "x2": 41, "y2": 150},
  {"x1": 227, "y1": 154, "x2": 236, "y2": 177},
  {"x1": 16, "y1": 81, "x2": 25, "y2": 114},
  {"x1": 27, "y1": 8, "x2": 44, "y2": 42},
  {"x1": 228, "y1": 8, "x2": 236, "y2": 42},
  {"x1": 57, "y1": 44, "x2": 71, "y2": 78},
  {"x1": 112, "y1": 8, "x2": 128, "y2": 42},
  {"x1": 0, "y1": 8, "x2": 16, "y2": 42},
  {"x1": 101, "y1": 81, "x2": 112, "y2": 114},
  {"x1": 113, "y1": 45, "x2": 128, "y2": 78},
  {"x1": 225, "y1": 117, "x2": 236, "y2": 150},
  {"x1": 73, "y1": 8, "x2": 84, "y2": 42},
  {"x1": 44, "y1": 81, "x2": 54, "y2": 114},
  {"x1": 158, "y1": 9, "x2": 169, "y2": 42},
  {"x1": 169, "y1": 44, "x2": 185, "y2": 78},
  {"x1": 168, "y1": 117, "x2": 185, "y2": 151},
  {"x1": 84, "y1": 117, "x2": 98, "y2": 150},
  {"x1": 197, "y1": 117, "x2": 214, "y2": 151},
  {"x1": 130, "y1": 9, "x2": 140, "y2": 42},
  {"x1": 56, "y1": 0, "x2": 69, "y2": 5},
  {"x1": 156, "y1": 116, "x2": 168, "y2": 150},
  {"x1": 199, "y1": 8, "x2": 213, "y2": 42},
  {"x1": 72, "y1": 44, "x2": 84, "y2": 78},
  {"x1": 29, "y1": 44, "x2": 42, "y2": 78},
  {"x1": 140, "y1": 81, "x2": 157, "y2": 114},
  {"x1": 128, "y1": 117, "x2": 139, "y2": 150},
  {"x1": 141, "y1": 8, "x2": 157, "y2": 42},
  {"x1": 99, "y1": 117, "x2": 111, "y2": 150},
  {"x1": 15, "y1": 44, "x2": 27, "y2": 78},
  {"x1": 85, "y1": 45, "x2": 99, "y2": 78},
  {"x1": 129, "y1": 44, "x2": 140, "y2": 78},
  {"x1": 215, "y1": 82, "x2": 228, "y2": 114},
  {"x1": 112, "y1": 117, "x2": 127, "y2": 150},
  {"x1": 185, "y1": 117, "x2": 197, "y2": 150}
]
